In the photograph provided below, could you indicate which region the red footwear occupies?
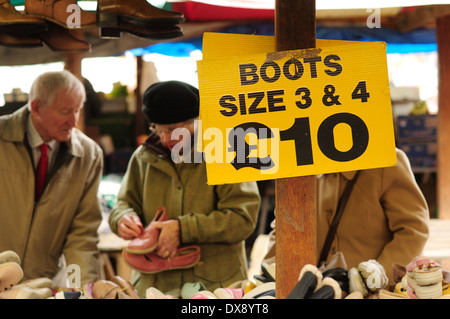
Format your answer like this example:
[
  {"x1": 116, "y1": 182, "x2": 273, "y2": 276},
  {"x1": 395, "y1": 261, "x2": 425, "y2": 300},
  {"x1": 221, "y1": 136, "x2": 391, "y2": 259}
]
[
  {"x1": 126, "y1": 206, "x2": 168, "y2": 254},
  {"x1": 123, "y1": 246, "x2": 201, "y2": 274}
]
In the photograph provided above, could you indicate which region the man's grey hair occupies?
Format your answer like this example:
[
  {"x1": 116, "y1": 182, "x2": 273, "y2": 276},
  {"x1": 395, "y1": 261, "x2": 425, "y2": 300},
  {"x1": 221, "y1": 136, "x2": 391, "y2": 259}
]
[{"x1": 28, "y1": 70, "x2": 86, "y2": 109}]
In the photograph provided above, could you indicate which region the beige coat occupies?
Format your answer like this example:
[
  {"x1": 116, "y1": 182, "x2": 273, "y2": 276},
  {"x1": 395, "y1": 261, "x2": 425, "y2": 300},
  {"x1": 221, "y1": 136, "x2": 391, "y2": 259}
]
[
  {"x1": 0, "y1": 106, "x2": 103, "y2": 285},
  {"x1": 266, "y1": 148, "x2": 429, "y2": 284},
  {"x1": 109, "y1": 136, "x2": 261, "y2": 297}
]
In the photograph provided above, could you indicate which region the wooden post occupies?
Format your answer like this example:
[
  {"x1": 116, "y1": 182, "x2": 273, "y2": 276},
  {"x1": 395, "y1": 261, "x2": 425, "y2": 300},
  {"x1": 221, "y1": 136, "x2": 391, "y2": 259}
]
[
  {"x1": 65, "y1": 52, "x2": 85, "y2": 133},
  {"x1": 437, "y1": 14, "x2": 450, "y2": 219},
  {"x1": 274, "y1": 0, "x2": 317, "y2": 298}
]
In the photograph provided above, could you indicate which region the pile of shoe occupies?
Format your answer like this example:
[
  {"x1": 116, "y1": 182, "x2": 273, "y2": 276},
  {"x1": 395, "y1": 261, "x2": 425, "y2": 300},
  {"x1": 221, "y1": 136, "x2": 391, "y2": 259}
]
[
  {"x1": 0, "y1": 250, "x2": 53, "y2": 299},
  {"x1": 123, "y1": 206, "x2": 201, "y2": 274},
  {"x1": 143, "y1": 279, "x2": 275, "y2": 300},
  {"x1": 380, "y1": 256, "x2": 450, "y2": 299},
  {"x1": 0, "y1": 0, "x2": 184, "y2": 52}
]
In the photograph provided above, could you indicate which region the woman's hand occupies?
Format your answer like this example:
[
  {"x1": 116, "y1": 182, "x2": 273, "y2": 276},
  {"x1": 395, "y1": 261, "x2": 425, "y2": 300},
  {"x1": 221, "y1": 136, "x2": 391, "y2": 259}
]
[
  {"x1": 152, "y1": 219, "x2": 180, "y2": 258},
  {"x1": 117, "y1": 214, "x2": 144, "y2": 240}
]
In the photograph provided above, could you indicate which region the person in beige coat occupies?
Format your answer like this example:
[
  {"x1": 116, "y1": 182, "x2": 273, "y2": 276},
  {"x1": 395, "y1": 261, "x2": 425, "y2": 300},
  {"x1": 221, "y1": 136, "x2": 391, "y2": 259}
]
[
  {"x1": 0, "y1": 70, "x2": 103, "y2": 286},
  {"x1": 265, "y1": 148, "x2": 429, "y2": 285},
  {"x1": 109, "y1": 81, "x2": 260, "y2": 297}
]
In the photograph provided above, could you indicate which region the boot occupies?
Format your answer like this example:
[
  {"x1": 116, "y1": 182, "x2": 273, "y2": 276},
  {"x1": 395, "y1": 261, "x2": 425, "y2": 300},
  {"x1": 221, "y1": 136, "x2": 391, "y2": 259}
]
[
  {"x1": 24, "y1": 0, "x2": 96, "y2": 29},
  {"x1": 0, "y1": 31, "x2": 42, "y2": 47},
  {"x1": 0, "y1": 0, "x2": 47, "y2": 35},
  {"x1": 97, "y1": 0, "x2": 183, "y2": 29},
  {"x1": 100, "y1": 20, "x2": 183, "y2": 40},
  {"x1": 40, "y1": 21, "x2": 91, "y2": 53}
]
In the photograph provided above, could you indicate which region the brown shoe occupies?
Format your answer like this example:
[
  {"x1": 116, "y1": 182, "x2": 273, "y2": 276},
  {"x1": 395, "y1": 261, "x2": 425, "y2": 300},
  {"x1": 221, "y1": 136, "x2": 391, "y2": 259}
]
[
  {"x1": 0, "y1": 32, "x2": 42, "y2": 47},
  {"x1": 24, "y1": 0, "x2": 97, "y2": 29},
  {"x1": 110, "y1": 276, "x2": 140, "y2": 299},
  {"x1": 92, "y1": 280, "x2": 133, "y2": 299},
  {"x1": 97, "y1": 0, "x2": 184, "y2": 28},
  {"x1": 40, "y1": 21, "x2": 91, "y2": 53},
  {"x1": 0, "y1": 0, "x2": 47, "y2": 35},
  {"x1": 100, "y1": 20, "x2": 183, "y2": 40}
]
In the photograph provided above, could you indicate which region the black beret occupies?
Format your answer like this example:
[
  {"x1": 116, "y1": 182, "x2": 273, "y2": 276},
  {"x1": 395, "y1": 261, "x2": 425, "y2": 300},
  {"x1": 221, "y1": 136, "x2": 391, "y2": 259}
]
[{"x1": 142, "y1": 80, "x2": 199, "y2": 124}]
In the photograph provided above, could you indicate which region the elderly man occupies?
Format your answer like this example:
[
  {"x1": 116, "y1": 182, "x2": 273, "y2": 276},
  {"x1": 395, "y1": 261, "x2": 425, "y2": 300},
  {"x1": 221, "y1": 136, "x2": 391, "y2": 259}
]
[{"x1": 0, "y1": 70, "x2": 103, "y2": 286}]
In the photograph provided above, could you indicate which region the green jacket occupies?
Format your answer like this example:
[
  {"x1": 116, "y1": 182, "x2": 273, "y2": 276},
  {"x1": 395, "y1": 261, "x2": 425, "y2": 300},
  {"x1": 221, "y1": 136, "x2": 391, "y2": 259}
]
[
  {"x1": 109, "y1": 134, "x2": 260, "y2": 297},
  {"x1": 0, "y1": 106, "x2": 103, "y2": 285}
]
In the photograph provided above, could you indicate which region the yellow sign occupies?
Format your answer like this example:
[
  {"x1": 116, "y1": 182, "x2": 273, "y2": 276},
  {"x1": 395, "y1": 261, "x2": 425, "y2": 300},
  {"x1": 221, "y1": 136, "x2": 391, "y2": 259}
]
[{"x1": 197, "y1": 33, "x2": 396, "y2": 185}]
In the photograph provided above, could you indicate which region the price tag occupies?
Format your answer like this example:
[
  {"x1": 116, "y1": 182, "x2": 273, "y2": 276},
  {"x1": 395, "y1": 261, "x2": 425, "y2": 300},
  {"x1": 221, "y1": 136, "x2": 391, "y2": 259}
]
[{"x1": 197, "y1": 33, "x2": 396, "y2": 185}]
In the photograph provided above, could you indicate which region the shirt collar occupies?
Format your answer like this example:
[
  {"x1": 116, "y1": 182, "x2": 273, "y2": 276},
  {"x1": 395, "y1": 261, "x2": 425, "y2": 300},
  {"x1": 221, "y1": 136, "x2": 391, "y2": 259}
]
[{"x1": 26, "y1": 114, "x2": 58, "y2": 150}]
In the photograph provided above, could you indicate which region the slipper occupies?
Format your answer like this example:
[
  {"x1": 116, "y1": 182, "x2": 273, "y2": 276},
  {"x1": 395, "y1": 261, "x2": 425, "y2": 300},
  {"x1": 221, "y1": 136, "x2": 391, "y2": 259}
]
[
  {"x1": 15, "y1": 277, "x2": 52, "y2": 289},
  {"x1": 92, "y1": 280, "x2": 133, "y2": 299},
  {"x1": 0, "y1": 262, "x2": 23, "y2": 292},
  {"x1": 0, "y1": 251, "x2": 20, "y2": 265},
  {"x1": 307, "y1": 277, "x2": 342, "y2": 299},
  {"x1": 111, "y1": 276, "x2": 140, "y2": 299},
  {"x1": 286, "y1": 264, "x2": 322, "y2": 299},
  {"x1": 181, "y1": 282, "x2": 207, "y2": 299},
  {"x1": 378, "y1": 289, "x2": 408, "y2": 299},
  {"x1": 348, "y1": 267, "x2": 368, "y2": 297},
  {"x1": 243, "y1": 282, "x2": 276, "y2": 299},
  {"x1": 0, "y1": 286, "x2": 52, "y2": 299},
  {"x1": 146, "y1": 287, "x2": 175, "y2": 299},
  {"x1": 191, "y1": 290, "x2": 217, "y2": 299},
  {"x1": 126, "y1": 206, "x2": 168, "y2": 254},
  {"x1": 123, "y1": 245, "x2": 200, "y2": 274},
  {"x1": 214, "y1": 287, "x2": 244, "y2": 299},
  {"x1": 358, "y1": 259, "x2": 388, "y2": 292}
]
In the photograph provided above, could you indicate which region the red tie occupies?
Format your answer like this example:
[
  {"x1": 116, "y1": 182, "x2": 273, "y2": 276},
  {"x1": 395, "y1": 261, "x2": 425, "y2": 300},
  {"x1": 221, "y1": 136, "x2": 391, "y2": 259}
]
[{"x1": 35, "y1": 143, "x2": 49, "y2": 201}]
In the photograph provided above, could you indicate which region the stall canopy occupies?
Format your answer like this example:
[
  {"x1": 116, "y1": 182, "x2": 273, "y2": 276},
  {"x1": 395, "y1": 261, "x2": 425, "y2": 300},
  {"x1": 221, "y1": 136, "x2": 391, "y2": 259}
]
[{"x1": 1, "y1": 0, "x2": 447, "y2": 65}]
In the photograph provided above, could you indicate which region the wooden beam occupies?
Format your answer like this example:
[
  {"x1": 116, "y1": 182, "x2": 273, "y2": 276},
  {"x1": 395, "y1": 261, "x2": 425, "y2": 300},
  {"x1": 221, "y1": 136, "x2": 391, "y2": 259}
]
[
  {"x1": 274, "y1": 0, "x2": 317, "y2": 299},
  {"x1": 396, "y1": 5, "x2": 450, "y2": 32},
  {"x1": 437, "y1": 14, "x2": 450, "y2": 219}
]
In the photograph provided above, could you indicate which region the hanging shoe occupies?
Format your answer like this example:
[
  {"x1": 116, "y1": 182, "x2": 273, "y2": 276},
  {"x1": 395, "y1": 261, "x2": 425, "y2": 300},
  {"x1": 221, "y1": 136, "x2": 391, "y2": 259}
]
[
  {"x1": 0, "y1": 31, "x2": 42, "y2": 47},
  {"x1": 97, "y1": 0, "x2": 184, "y2": 29},
  {"x1": 123, "y1": 245, "x2": 201, "y2": 274},
  {"x1": 24, "y1": 0, "x2": 97, "y2": 29},
  {"x1": 0, "y1": 0, "x2": 47, "y2": 35},
  {"x1": 126, "y1": 206, "x2": 168, "y2": 254},
  {"x1": 40, "y1": 21, "x2": 91, "y2": 53},
  {"x1": 99, "y1": 20, "x2": 183, "y2": 40}
]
